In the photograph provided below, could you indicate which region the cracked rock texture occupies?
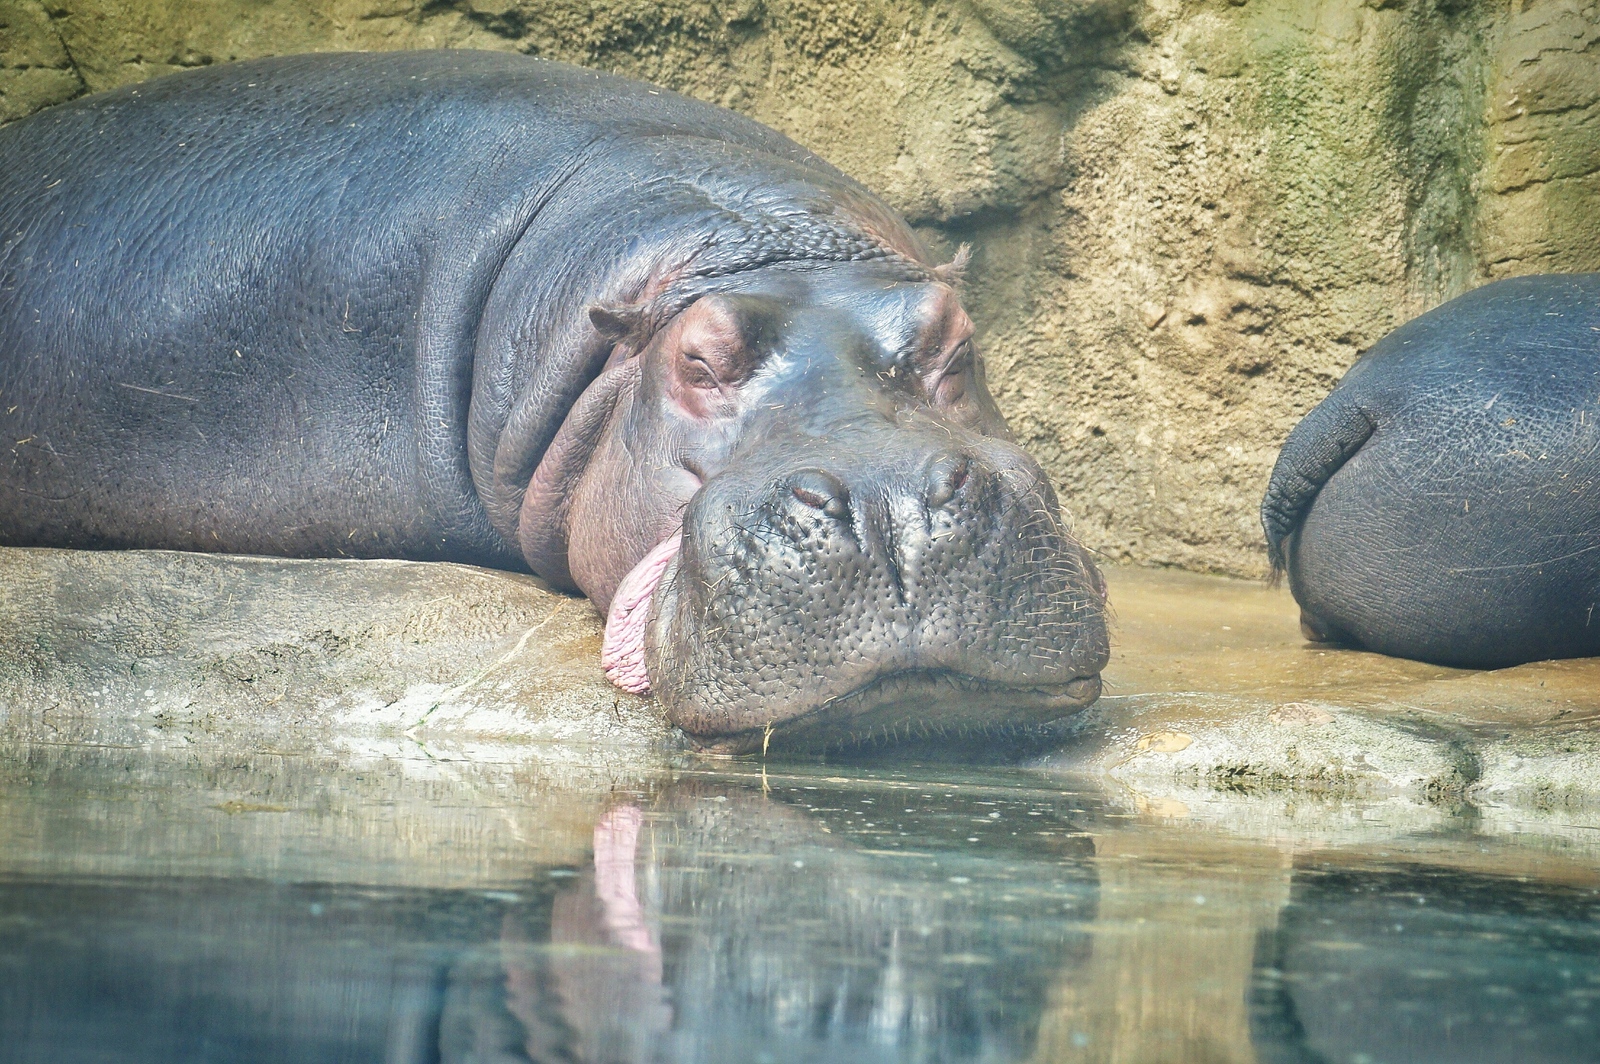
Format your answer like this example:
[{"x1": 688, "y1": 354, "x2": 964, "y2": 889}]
[{"x1": 2, "y1": 0, "x2": 1599, "y2": 574}]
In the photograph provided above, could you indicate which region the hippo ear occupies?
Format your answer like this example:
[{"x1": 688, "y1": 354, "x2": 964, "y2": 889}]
[
  {"x1": 933, "y1": 244, "x2": 972, "y2": 288},
  {"x1": 588, "y1": 302, "x2": 646, "y2": 343}
]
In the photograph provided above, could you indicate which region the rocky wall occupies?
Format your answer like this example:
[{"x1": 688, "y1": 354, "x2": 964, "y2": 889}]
[{"x1": 2, "y1": 0, "x2": 1597, "y2": 575}]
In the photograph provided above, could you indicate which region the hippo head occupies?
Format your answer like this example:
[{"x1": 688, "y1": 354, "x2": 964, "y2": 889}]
[{"x1": 519, "y1": 260, "x2": 1107, "y2": 753}]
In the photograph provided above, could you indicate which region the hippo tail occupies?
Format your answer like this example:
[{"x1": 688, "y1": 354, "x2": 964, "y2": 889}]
[{"x1": 1260, "y1": 395, "x2": 1376, "y2": 581}]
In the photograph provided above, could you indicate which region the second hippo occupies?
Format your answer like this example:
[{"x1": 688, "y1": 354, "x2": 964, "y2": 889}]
[{"x1": 1262, "y1": 273, "x2": 1600, "y2": 668}]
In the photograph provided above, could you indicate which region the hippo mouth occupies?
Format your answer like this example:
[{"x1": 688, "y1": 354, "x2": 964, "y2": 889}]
[
  {"x1": 695, "y1": 669, "x2": 1103, "y2": 755},
  {"x1": 600, "y1": 515, "x2": 1106, "y2": 752},
  {"x1": 599, "y1": 532, "x2": 1101, "y2": 752}
]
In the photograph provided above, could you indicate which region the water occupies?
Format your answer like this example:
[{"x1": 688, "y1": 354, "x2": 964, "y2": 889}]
[{"x1": 0, "y1": 744, "x2": 1595, "y2": 1063}]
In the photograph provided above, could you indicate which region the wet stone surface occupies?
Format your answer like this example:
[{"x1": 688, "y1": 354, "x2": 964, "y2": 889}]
[
  {"x1": 0, "y1": 546, "x2": 669, "y2": 757},
  {"x1": 1, "y1": 546, "x2": 1594, "y2": 815},
  {"x1": 1055, "y1": 565, "x2": 1600, "y2": 829}
]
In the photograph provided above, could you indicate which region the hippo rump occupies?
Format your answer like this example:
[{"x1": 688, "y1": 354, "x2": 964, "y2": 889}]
[
  {"x1": 0, "y1": 50, "x2": 1108, "y2": 751},
  {"x1": 1261, "y1": 274, "x2": 1600, "y2": 668}
]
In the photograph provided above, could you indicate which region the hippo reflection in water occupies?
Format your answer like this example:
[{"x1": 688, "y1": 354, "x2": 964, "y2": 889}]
[
  {"x1": 0, "y1": 50, "x2": 1108, "y2": 751},
  {"x1": 0, "y1": 784, "x2": 1098, "y2": 1063},
  {"x1": 483, "y1": 790, "x2": 1094, "y2": 1062}
]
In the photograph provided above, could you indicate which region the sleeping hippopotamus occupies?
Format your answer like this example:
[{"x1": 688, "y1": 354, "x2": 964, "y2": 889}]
[
  {"x1": 0, "y1": 50, "x2": 1108, "y2": 751},
  {"x1": 1261, "y1": 273, "x2": 1600, "y2": 668}
]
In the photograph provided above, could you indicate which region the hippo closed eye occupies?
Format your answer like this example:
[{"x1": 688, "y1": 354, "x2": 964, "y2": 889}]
[{"x1": 0, "y1": 50, "x2": 1108, "y2": 750}]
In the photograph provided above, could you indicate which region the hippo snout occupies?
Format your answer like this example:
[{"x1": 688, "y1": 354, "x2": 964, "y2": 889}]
[{"x1": 643, "y1": 432, "x2": 1110, "y2": 752}]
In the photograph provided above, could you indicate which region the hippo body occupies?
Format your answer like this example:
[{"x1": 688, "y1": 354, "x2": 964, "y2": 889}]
[
  {"x1": 0, "y1": 50, "x2": 827, "y2": 570},
  {"x1": 0, "y1": 51, "x2": 1107, "y2": 748},
  {"x1": 1262, "y1": 274, "x2": 1600, "y2": 668}
]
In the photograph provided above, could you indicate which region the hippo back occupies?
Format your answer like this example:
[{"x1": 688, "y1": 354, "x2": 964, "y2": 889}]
[
  {"x1": 0, "y1": 51, "x2": 842, "y2": 566},
  {"x1": 1262, "y1": 273, "x2": 1600, "y2": 667}
]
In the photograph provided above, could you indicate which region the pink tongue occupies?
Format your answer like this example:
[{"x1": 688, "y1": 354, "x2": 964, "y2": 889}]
[{"x1": 601, "y1": 533, "x2": 682, "y2": 695}]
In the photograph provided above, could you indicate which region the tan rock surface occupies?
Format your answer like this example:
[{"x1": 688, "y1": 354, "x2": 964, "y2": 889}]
[
  {"x1": 0, "y1": 546, "x2": 669, "y2": 754},
  {"x1": 4, "y1": 0, "x2": 1598, "y2": 574},
  {"x1": 1044, "y1": 563, "x2": 1600, "y2": 842},
  {"x1": 0, "y1": 545, "x2": 1593, "y2": 826}
]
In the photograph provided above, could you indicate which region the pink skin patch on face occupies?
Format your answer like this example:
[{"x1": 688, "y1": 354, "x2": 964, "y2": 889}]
[{"x1": 601, "y1": 532, "x2": 682, "y2": 694}]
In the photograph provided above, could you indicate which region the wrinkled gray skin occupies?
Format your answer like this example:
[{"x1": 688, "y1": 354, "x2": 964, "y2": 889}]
[
  {"x1": 1262, "y1": 274, "x2": 1600, "y2": 668},
  {"x1": 0, "y1": 51, "x2": 1107, "y2": 750}
]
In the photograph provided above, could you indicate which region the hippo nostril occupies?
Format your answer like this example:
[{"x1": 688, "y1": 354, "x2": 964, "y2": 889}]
[
  {"x1": 789, "y1": 469, "x2": 850, "y2": 519},
  {"x1": 924, "y1": 455, "x2": 971, "y2": 509}
]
